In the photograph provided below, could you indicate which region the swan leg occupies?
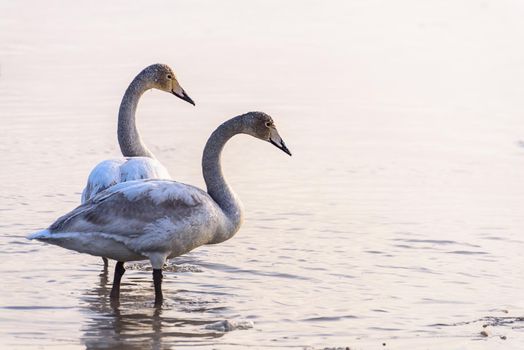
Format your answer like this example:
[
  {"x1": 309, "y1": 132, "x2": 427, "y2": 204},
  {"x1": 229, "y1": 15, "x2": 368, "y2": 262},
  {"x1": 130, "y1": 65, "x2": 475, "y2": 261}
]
[
  {"x1": 149, "y1": 252, "x2": 168, "y2": 306},
  {"x1": 153, "y1": 269, "x2": 163, "y2": 306},
  {"x1": 102, "y1": 257, "x2": 109, "y2": 268},
  {"x1": 110, "y1": 261, "x2": 125, "y2": 300},
  {"x1": 99, "y1": 261, "x2": 109, "y2": 286}
]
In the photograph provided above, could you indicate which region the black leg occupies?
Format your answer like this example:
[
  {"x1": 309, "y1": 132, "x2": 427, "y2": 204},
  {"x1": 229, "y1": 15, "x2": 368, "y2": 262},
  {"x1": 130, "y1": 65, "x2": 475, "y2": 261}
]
[
  {"x1": 110, "y1": 261, "x2": 125, "y2": 300},
  {"x1": 99, "y1": 261, "x2": 109, "y2": 286},
  {"x1": 153, "y1": 269, "x2": 163, "y2": 306},
  {"x1": 102, "y1": 257, "x2": 109, "y2": 268}
]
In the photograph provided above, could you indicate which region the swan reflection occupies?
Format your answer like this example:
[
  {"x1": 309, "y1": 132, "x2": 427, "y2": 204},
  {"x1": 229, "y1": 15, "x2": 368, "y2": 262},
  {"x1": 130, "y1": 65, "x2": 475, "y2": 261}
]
[{"x1": 80, "y1": 265, "x2": 224, "y2": 349}]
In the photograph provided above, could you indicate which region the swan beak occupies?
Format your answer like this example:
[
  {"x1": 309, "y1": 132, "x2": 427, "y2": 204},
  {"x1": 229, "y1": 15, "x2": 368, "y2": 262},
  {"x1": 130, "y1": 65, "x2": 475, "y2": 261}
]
[
  {"x1": 269, "y1": 129, "x2": 292, "y2": 156},
  {"x1": 172, "y1": 88, "x2": 195, "y2": 106}
]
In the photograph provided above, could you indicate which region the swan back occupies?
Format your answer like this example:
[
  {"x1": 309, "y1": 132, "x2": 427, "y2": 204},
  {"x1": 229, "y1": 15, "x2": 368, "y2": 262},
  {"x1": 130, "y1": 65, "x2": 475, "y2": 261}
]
[{"x1": 81, "y1": 158, "x2": 171, "y2": 203}]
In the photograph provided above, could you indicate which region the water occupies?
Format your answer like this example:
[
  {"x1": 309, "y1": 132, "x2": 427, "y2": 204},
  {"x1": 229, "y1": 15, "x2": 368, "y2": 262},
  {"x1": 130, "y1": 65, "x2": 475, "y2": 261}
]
[{"x1": 1, "y1": 1, "x2": 524, "y2": 348}]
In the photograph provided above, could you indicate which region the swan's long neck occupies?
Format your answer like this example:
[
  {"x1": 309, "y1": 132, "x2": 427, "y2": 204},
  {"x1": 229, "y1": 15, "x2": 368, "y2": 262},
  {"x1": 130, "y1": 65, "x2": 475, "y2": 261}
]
[
  {"x1": 118, "y1": 74, "x2": 154, "y2": 158},
  {"x1": 202, "y1": 116, "x2": 245, "y2": 243}
]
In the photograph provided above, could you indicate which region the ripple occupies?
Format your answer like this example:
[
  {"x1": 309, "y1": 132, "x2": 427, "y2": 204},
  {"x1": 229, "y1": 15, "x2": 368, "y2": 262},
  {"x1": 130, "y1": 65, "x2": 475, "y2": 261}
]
[
  {"x1": 392, "y1": 238, "x2": 480, "y2": 248},
  {"x1": 367, "y1": 326, "x2": 402, "y2": 331},
  {"x1": 429, "y1": 315, "x2": 524, "y2": 328},
  {"x1": 197, "y1": 261, "x2": 312, "y2": 281},
  {"x1": 1, "y1": 305, "x2": 76, "y2": 310},
  {"x1": 302, "y1": 315, "x2": 357, "y2": 322},
  {"x1": 126, "y1": 263, "x2": 204, "y2": 273},
  {"x1": 446, "y1": 250, "x2": 488, "y2": 255},
  {"x1": 204, "y1": 319, "x2": 254, "y2": 332},
  {"x1": 418, "y1": 298, "x2": 474, "y2": 305}
]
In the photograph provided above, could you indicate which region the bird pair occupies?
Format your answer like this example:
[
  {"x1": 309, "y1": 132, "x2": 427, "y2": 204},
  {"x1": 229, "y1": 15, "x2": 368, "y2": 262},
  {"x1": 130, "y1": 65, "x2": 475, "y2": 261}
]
[{"x1": 29, "y1": 64, "x2": 291, "y2": 306}]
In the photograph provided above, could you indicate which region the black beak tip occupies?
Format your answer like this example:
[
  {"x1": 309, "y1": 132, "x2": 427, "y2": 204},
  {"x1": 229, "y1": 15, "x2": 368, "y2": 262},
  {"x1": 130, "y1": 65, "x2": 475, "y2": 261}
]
[
  {"x1": 270, "y1": 139, "x2": 292, "y2": 156},
  {"x1": 186, "y1": 94, "x2": 196, "y2": 106},
  {"x1": 281, "y1": 140, "x2": 292, "y2": 156},
  {"x1": 172, "y1": 89, "x2": 195, "y2": 106}
]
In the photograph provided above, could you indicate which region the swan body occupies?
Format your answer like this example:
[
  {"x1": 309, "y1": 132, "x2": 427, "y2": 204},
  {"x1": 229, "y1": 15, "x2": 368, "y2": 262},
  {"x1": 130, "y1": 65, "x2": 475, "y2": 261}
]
[
  {"x1": 29, "y1": 112, "x2": 291, "y2": 304},
  {"x1": 35, "y1": 179, "x2": 227, "y2": 266},
  {"x1": 82, "y1": 63, "x2": 194, "y2": 203}
]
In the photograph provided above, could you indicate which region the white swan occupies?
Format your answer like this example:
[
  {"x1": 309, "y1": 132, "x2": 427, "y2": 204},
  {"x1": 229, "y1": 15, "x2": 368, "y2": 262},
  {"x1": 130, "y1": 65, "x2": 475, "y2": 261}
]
[
  {"x1": 29, "y1": 112, "x2": 291, "y2": 305},
  {"x1": 81, "y1": 63, "x2": 195, "y2": 203}
]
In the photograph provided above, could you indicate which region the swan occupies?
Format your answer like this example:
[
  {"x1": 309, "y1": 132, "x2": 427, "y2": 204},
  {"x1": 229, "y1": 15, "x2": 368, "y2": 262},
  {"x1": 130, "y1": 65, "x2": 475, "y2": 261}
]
[
  {"x1": 29, "y1": 111, "x2": 291, "y2": 306},
  {"x1": 82, "y1": 63, "x2": 194, "y2": 266},
  {"x1": 81, "y1": 63, "x2": 195, "y2": 203}
]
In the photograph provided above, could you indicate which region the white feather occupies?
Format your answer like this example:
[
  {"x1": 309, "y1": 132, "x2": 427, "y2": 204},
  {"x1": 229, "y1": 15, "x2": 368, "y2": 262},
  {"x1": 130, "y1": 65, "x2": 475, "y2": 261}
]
[{"x1": 81, "y1": 157, "x2": 171, "y2": 203}]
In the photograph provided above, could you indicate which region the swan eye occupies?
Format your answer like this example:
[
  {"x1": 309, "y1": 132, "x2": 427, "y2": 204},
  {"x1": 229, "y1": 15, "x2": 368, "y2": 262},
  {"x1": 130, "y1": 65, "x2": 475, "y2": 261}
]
[{"x1": 166, "y1": 74, "x2": 172, "y2": 79}]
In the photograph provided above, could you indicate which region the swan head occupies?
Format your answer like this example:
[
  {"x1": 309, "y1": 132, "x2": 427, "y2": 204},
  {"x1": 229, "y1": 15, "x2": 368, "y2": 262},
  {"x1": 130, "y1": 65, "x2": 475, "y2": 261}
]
[
  {"x1": 142, "y1": 63, "x2": 195, "y2": 106},
  {"x1": 242, "y1": 112, "x2": 292, "y2": 156}
]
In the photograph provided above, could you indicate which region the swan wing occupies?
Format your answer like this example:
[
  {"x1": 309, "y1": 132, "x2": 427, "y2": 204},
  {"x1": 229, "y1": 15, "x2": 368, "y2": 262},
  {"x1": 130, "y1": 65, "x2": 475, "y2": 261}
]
[
  {"x1": 81, "y1": 157, "x2": 171, "y2": 203},
  {"x1": 38, "y1": 180, "x2": 220, "y2": 254}
]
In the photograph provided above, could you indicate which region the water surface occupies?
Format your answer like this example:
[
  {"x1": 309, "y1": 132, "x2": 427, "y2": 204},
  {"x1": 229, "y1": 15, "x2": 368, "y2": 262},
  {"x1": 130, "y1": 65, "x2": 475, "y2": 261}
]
[{"x1": 1, "y1": 1, "x2": 524, "y2": 349}]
